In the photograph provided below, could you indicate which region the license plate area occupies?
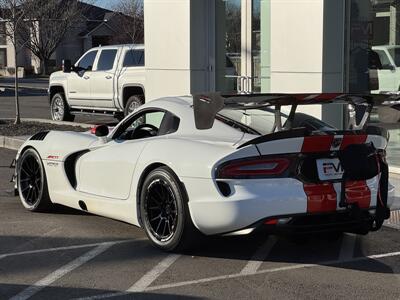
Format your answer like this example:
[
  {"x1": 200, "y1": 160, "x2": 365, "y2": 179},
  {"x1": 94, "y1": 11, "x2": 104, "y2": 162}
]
[{"x1": 316, "y1": 158, "x2": 343, "y2": 181}]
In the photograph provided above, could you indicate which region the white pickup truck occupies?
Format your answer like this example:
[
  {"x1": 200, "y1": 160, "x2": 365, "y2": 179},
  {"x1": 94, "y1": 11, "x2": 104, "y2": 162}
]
[{"x1": 48, "y1": 44, "x2": 145, "y2": 121}]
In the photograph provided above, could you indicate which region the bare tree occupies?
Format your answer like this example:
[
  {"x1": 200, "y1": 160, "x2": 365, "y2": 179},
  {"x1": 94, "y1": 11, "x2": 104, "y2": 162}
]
[
  {"x1": 0, "y1": 0, "x2": 27, "y2": 124},
  {"x1": 112, "y1": 0, "x2": 144, "y2": 44},
  {"x1": 18, "y1": 0, "x2": 91, "y2": 75}
]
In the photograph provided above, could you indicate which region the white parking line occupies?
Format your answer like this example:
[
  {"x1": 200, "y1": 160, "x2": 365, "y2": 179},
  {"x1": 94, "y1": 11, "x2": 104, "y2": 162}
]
[
  {"x1": 74, "y1": 254, "x2": 181, "y2": 300},
  {"x1": 77, "y1": 249, "x2": 400, "y2": 299},
  {"x1": 128, "y1": 254, "x2": 180, "y2": 292},
  {"x1": 145, "y1": 250, "x2": 400, "y2": 292},
  {"x1": 9, "y1": 243, "x2": 115, "y2": 300},
  {"x1": 0, "y1": 239, "x2": 137, "y2": 261},
  {"x1": 240, "y1": 236, "x2": 277, "y2": 275},
  {"x1": 339, "y1": 233, "x2": 357, "y2": 261}
]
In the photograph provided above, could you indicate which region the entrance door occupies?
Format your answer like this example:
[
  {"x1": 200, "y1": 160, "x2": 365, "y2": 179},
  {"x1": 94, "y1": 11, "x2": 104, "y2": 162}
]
[{"x1": 214, "y1": 0, "x2": 269, "y2": 94}]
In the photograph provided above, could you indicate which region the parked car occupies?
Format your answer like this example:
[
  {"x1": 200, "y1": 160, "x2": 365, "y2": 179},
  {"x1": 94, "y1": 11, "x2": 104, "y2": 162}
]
[
  {"x1": 48, "y1": 44, "x2": 145, "y2": 122},
  {"x1": 372, "y1": 45, "x2": 400, "y2": 122},
  {"x1": 13, "y1": 93, "x2": 396, "y2": 251}
]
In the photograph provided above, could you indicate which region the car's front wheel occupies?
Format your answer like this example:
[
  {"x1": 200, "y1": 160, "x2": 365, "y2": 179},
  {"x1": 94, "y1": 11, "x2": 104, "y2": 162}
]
[
  {"x1": 140, "y1": 167, "x2": 199, "y2": 251},
  {"x1": 50, "y1": 93, "x2": 75, "y2": 122},
  {"x1": 17, "y1": 148, "x2": 52, "y2": 212}
]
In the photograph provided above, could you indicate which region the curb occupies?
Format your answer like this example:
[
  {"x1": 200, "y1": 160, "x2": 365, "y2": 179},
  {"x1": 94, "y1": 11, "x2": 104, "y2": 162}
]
[
  {"x1": 0, "y1": 118, "x2": 93, "y2": 128},
  {"x1": 0, "y1": 136, "x2": 25, "y2": 150}
]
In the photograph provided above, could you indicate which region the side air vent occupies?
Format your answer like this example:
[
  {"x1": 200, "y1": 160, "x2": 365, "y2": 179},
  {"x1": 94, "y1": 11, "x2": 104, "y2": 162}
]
[{"x1": 30, "y1": 131, "x2": 49, "y2": 141}]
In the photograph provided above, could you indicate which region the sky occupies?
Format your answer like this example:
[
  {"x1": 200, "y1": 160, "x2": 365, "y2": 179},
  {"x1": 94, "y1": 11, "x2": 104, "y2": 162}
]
[{"x1": 84, "y1": 0, "x2": 116, "y2": 10}]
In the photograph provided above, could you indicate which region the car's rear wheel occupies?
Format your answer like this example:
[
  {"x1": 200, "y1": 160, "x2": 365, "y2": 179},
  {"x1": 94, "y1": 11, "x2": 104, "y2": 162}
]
[
  {"x1": 17, "y1": 148, "x2": 52, "y2": 212},
  {"x1": 51, "y1": 93, "x2": 75, "y2": 122},
  {"x1": 140, "y1": 167, "x2": 199, "y2": 251}
]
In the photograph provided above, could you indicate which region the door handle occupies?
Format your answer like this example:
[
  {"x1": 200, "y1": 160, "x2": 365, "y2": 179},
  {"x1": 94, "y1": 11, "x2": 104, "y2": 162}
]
[
  {"x1": 83, "y1": 76, "x2": 90, "y2": 80},
  {"x1": 105, "y1": 75, "x2": 112, "y2": 79}
]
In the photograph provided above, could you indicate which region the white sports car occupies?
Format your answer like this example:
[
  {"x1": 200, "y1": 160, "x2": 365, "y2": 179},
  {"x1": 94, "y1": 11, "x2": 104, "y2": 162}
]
[{"x1": 13, "y1": 93, "x2": 398, "y2": 251}]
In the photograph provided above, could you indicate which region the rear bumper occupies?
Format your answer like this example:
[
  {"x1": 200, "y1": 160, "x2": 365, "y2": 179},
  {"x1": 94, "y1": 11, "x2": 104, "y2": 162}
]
[
  {"x1": 184, "y1": 177, "x2": 395, "y2": 236},
  {"x1": 256, "y1": 208, "x2": 378, "y2": 235}
]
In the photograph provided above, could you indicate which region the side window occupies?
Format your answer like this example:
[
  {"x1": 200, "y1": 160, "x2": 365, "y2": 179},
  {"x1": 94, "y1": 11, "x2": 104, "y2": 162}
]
[
  {"x1": 123, "y1": 49, "x2": 145, "y2": 67},
  {"x1": 375, "y1": 50, "x2": 392, "y2": 69},
  {"x1": 77, "y1": 51, "x2": 97, "y2": 71},
  {"x1": 115, "y1": 111, "x2": 166, "y2": 141},
  {"x1": 96, "y1": 49, "x2": 118, "y2": 71}
]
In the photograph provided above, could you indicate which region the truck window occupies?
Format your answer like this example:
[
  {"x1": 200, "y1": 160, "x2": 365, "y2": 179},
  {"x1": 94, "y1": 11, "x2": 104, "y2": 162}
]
[
  {"x1": 123, "y1": 49, "x2": 145, "y2": 67},
  {"x1": 375, "y1": 50, "x2": 392, "y2": 69},
  {"x1": 77, "y1": 51, "x2": 97, "y2": 71},
  {"x1": 97, "y1": 49, "x2": 118, "y2": 71}
]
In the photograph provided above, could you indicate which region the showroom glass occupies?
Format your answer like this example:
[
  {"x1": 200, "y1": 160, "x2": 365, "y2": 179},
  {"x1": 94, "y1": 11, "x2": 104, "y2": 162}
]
[
  {"x1": 96, "y1": 49, "x2": 117, "y2": 71},
  {"x1": 77, "y1": 51, "x2": 97, "y2": 70},
  {"x1": 123, "y1": 49, "x2": 145, "y2": 67},
  {"x1": 219, "y1": 108, "x2": 285, "y2": 135},
  {"x1": 348, "y1": 0, "x2": 400, "y2": 167},
  {"x1": 215, "y1": 0, "x2": 269, "y2": 93}
]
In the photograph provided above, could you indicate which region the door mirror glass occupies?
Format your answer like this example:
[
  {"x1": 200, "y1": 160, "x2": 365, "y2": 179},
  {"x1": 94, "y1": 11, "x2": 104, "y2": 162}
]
[{"x1": 62, "y1": 59, "x2": 72, "y2": 73}]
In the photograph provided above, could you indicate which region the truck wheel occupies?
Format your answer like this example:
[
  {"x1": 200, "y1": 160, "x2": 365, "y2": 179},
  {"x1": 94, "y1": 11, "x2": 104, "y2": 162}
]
[
  {"x1": 51, "y1": 93, "x2": 75, "y2": 122},
  {"x1": 124, "y1": 95, "x2": 143, "y2": 117}
]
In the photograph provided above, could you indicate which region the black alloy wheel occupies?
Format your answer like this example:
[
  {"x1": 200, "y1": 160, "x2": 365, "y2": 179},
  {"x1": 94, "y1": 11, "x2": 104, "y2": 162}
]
[
  {"x1": 17, "y1": 149, "x2": 52, "y2": 212},
  {"x1": 140, "y1": 167, "x2": 200, "y2": 251}
]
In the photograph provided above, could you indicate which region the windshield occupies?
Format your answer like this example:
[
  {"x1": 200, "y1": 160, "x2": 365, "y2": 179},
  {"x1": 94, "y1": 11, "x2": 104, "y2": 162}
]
[
  {"x1": 388, "y1": 48, "x2": 400, "y2": 67},
  {"x1": 218, "y1": 108, "x2": 287, "y2": 135}
]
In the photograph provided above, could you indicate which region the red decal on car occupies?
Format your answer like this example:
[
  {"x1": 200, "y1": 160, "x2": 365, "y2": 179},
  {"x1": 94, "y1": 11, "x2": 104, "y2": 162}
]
[
  {"x1": 340, "y1": 135, "x2": 367, "y2": 150},
  {"x1": 301, "y1": 136, "x2": 334, "y2": 153},
  {"x1": 345, "y1": 180, "x2": 371, "y2": 209},
  {"x1": 304, "y1": 183, "x2": 337, "y2": 213}
]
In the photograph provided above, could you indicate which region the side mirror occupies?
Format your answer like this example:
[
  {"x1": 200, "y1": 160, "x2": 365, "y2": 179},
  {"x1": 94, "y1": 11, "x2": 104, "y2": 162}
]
[
  {"x1": 390, "y1": 64, "x2": 396, "y2": 71},
  {"x1": 62, "y1": 59, "x2": 72, "y2": 73},
  {"x1": 93, "y1": 125, "x2": 109, "y2": 137}
]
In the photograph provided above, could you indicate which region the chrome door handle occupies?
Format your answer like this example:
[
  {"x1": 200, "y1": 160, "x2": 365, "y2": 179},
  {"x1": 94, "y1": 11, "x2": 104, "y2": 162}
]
[
  {"x1": 105, "y1": 75, "x2": 112, "y2": 79},
  {"x1": 83, "y1": 76, "x2": 90, "y2": 80}
]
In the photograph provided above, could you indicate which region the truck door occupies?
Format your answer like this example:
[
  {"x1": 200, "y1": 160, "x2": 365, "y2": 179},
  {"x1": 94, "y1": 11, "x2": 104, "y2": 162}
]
[
  {"x1": 89, "y1": 49, "x2": 118, "y2": 108},
  {"x1": 68, "y1": 50, "x2": 98, "y2": 106}
]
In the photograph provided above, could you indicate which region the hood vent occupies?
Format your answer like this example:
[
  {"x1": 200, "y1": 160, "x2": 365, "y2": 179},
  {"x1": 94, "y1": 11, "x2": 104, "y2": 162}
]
[{"x1": 30, "y1": 131, "x2": 49, "y2": 141}]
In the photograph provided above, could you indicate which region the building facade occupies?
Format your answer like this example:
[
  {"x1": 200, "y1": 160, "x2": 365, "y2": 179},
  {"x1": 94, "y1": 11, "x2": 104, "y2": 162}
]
[{"x1": 144, "y1": 0, "x2": 400, "y2": 169}]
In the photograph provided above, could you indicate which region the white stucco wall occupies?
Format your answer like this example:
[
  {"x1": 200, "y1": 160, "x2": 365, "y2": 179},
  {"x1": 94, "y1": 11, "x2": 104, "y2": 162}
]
[
  {"x1": 269, "y1": 0, "x2": 345, "y2": 122},
  {"x1": 144, "y1": 0, "x2": 192, "y2": 100}
]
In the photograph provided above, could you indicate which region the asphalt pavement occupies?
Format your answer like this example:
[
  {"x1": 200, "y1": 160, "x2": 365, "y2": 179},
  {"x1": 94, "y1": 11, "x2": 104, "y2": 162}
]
[{"x1": 1, "y1": 148, "x2": 400, "y2": 300}]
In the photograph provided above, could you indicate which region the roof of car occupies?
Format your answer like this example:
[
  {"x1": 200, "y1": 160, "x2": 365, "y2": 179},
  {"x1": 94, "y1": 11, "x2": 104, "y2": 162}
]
[{"x1": 90, "y1": 44, "x2": 144, "y2": 51}]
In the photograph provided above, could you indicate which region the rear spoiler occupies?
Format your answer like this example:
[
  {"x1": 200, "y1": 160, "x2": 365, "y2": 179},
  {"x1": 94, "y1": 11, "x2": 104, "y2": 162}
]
[{"x1": 193, "y1": 93, "x2": 400, "y2": 131}]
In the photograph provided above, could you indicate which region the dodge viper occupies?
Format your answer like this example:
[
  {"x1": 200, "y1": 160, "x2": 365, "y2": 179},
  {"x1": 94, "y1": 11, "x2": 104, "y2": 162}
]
[{"x1": 13, "y1": 93, "x2": 398, "y2": 250}]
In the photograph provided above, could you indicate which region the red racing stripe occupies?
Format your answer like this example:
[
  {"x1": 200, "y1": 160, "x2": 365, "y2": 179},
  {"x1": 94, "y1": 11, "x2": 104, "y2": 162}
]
[
  {"x1": 345, "y1": 180, "x2": 371, "y2": 209},
  {"x1": 340, "y1": 135, "x2": 367, "y2": 150},
  {"x1": 304, "y1": 183, "x2": 337, "y2": 213},
  {"x1": 301, "y1": 136, "x2": 334, "y2": 153}
]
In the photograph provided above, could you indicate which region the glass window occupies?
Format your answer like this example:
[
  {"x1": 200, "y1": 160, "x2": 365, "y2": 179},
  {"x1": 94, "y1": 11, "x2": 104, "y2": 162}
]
[
  {"x1": 123, "y1": 49, "x2": 145, "y2": 67},
  {"x1": 375, "y1": 50, "x2": 391, "y2": 68},
  {"x1": 0, "y1": 49, "x2": 6, "y2": 67},
  {"x1": 96, "y1": 49, "x2": 117, "y2": 71},
  {"x1": 0, "y1": 23, "x2": 6, "y2": 45},
  {"x1": 348, "y1": 0, "x2": 400, "y2": 168},
  {"x1": 77, "y1": 51, "x2": 97, "y2": 70},
  {"x1": 115, "y1": 111, "x2": 166, "y2": 141}
]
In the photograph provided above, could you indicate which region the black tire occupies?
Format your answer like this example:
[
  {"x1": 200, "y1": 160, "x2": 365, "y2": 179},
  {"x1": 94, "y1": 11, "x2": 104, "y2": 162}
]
[
  {"x1": 140, "y1": 167, "x2": 200, "y2": 251},
  {"x1": 50, "y1": 92, "x2": 75, "y2": 122},
  {"x1": 17, "y1": 148, "x2": 52, "y2": 212},
  {"x1": 124, "y1": 95, "x2": 143, "y2": 117}
]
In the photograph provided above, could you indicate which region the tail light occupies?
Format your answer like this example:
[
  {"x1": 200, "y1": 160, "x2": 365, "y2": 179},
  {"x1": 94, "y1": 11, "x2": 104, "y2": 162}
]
[{"x1": 216, "y1": 157, "x2": 291, "y2": 179}]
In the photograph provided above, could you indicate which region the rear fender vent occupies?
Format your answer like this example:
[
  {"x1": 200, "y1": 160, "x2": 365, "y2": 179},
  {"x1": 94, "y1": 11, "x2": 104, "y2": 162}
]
[{"x1": 30, "y1": 131, "x2": 49, "y2": 141}]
